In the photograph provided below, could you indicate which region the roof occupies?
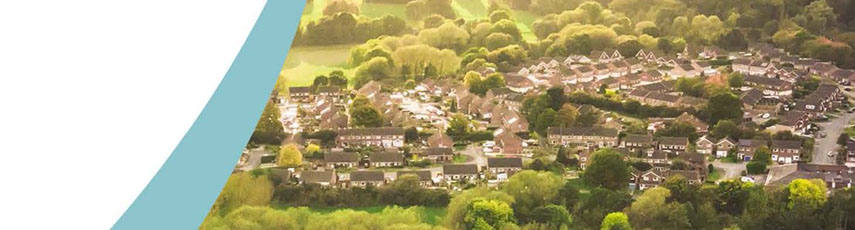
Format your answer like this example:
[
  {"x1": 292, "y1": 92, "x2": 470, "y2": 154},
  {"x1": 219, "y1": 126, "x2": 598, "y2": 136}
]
[
  {"x1": 623, "y1": 134, "x2": 653, "y2": 143},
  {"x1": 670, "y1": 170, "x2": 701, "y2": 181},
  {"x1": 301, "y1": 171, "x2": 336, "y2": 184},
  {"x1": 771, "y1": 140, "x2": 801, "y2": 149},
  {"x1": 290, "y1": 86, "x2": 311, "y2": 94},
  {"x1": 739, "y1": 139, "x2": 768, "y2": 148},
  {"x1": 427, "y1": 132, "x2": 453, "y2": 148},
  {"x1": 397, "y1": 171, "x2": 432, "y2": 181},
  {"x1": 369, "y1": 152, "x2": 403, "y2": 163},
  {"x1": 424, "y1": 147, "x2": 453, "y2": 156},
  {"x1": 657, "y1": 136, "x2": 689, "y2": 146},
  {"x1": 325, "y1": 152, "x2": 359, "y2": 163},
  {"x1": 338, "y1": 127, "x2": 404, "y2": 136},
  {"x1": 547, "y1": 127, "x2": 619, "y2": 137},
  {"x1": 488, "y1": 157, "x2": 523, "y2": 168},
  {"x1": 443, "y1": 164, "x2": 479, "y2": 175},
  {"x1": 350, "y1": 171, "x2": 385, "y2": 182}
]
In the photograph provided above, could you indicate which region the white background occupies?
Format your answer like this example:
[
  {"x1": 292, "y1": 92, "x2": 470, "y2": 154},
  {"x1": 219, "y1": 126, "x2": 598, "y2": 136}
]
[{"x1": 0, "y1": 0, "x2": 265, "y2": 228}]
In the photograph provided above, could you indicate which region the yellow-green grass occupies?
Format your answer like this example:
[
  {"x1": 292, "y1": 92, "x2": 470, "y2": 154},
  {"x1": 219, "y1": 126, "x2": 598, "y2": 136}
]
[
  {"x1": 283, "y1": 44, "x2": 354, "y2": 69},
  {"x1": 306, "y1": 206, "x2": 447, "y2": 225},
  {"x1": 279, "y1": 62, "x2": 355, "y2": 87},
  {"x1": 361, "y1": 2, "x2": 408, "y2": 20},
  {"x1": 511, "y1": 10, "x2": 539, "y2": 42}
]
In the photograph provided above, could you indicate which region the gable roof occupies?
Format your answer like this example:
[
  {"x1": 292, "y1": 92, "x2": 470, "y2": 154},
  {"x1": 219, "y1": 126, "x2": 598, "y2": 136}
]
[
  {"x1": 397, "y1": 171, "x2": 432, "y2": 181},
  {"x1": 443, "y1": 164, "x2": 479, "y2": 175},
  {"x1": 301, "y1": 171, "x2": 336, "y2": 184},
  {"x1": 325, "y1": 152, "x2": 359, "y2": 163},
  {"x1": 350, "y1": 171, "x2": 385, "y2": 182},
  {"x1": 369, "y1": 151, "x2": 403, "y2": 163},
  {"x1": 488, "y1": 157, "x2": 523, "y2": 168}
]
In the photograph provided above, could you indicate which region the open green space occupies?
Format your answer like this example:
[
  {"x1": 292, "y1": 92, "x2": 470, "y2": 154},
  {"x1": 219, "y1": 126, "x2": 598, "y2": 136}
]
[{"x1": 307, "y1": 205, "x2": 447, "y2": 225}]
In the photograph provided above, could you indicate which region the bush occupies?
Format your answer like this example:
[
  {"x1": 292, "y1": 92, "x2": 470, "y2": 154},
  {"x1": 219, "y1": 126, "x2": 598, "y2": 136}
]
[{"x1": 746, "y1": 161, "x2": 767, "y2": 174}]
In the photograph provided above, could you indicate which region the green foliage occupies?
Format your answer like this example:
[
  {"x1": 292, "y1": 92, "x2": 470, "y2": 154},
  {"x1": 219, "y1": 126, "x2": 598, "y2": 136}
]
[
  {"x1": 298, "y1": 13, "x2": 406, "y2": 46},
  {"x1": 502, "y1": 170, "x2": 565, "y2": 223},
  {"x1": 323, "y1": 0, "x2": 360, "y2": 16},
  {"x1": 727, "y1": 72, "x2": 744, "y2": 88},
  {"x1": 787, "y1": 179, "x2": 827, "y2": 209},
  {"x1": 600, "y1": 212, "x2": 631, "y2": 230},
  {"x1": 210, "y1": 172, "x2": 274, "y2": 216},
  {"x1": 278, "y1": 144, "x2": 303, "y2": 167},
  {"x1": 530, "y1": 205, "x2": 572, "y2": 229},
  {"x1": 406, "y1": 0, "x2": 456, "y2": 20},
  {"x1": 583, "y1": 148, "x2": 630, "y2": 190},
  {"x1": 250, "y1": 101, "x2": 286, "y2": 145},
  {"x1": 201, "y1": 206, "x2": 440, "y2": 230},
  {"x1": 705, "y1": 92, "x2": 743, "y2": 126},
  {"x1": 445, "y1": 187, "x2": 516, "y2": 230},
  {"x1": 626, "y1": 187, "x2": 690, "y2": 229},
  {"x1": 465, "y1": 199, "x2": 516, "y2": 230},
  {"x1": 351, "y1": 100, "x2": 384, "y2": 128},
  {"x1": 746, "y1": 161, "x2": 767, "y2": 175}
]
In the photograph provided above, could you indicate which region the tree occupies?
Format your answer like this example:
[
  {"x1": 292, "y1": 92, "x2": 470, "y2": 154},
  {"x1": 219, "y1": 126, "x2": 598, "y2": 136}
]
[
  {"x1": 445, "y1": 187, "x2": 515, "y2": 230},
  {"x1": 278, "y1": 144, "x2": 302, "y2": 167},
  {"x1": 447, "y1": 113, "x2": 472, "y2": 139},
  {"x1": 531, "y1": 205, "x2": 572, "y2": 229},
  {"x1": 502, "y1": 170, "x2": 565, "y2": 222},
  {"x1": 534, "y1": 108, "x2": 557, "y2": 135},
  {"x1": 250, "y1": 101, "x2": 286, "y2": 145},
  {"x1": 746, "y1": 161, "x2": 767, "y2": 175},
  {"x1": 787, "y1": 179, "x2": 827, "y2": 209},
  {"x1": 209, "y1": 172, "x2": 273, "y2": 216},
  {"x1": 554, "y1": 105, "x2": 579, "y2": 127},
  {"x1": 706, "y1": 92, "x2": 743, "y2": 125},
  {"x1": 406, "y1": 0, "x2": 456, "y2": 20},
  {"x1": 583, "y1": 148, "x2": 630, "y2": 190},
  {"x1": 718, "y1": 29, "x2": 748, "y2": 50},
  {"x1": 625, "y1": 187, "x2": 691, "y2": 230},
  {"x1": 323, "y1": 0, "x2": 359, "y2": 16},
  {"x1": 489, "y1": 10, "x2": 512, "y2": 23},
  {"x1": 837, "y1": 133, "x2": 850, "y2": 146},
  {"x1": 797, "y1": 0, "x2": 837, "y2": 34},
  {"x1": 601, "y1": 212, "x2": 631, "y2": 230},
  {"x1": 305, "y1": 144, "x2": 321, "y2": 158},
  {"x1": 616, "y1": 39, "x2": 642, "y2": 58},
  {"x1": 711, "y1": 120, "x2": 739, "y2": 139},
  {"x1": 465, "y1": 199, "x2": 516, "y2": 230},
  {"x1": 485, "y1": 33, "x2": 516, "y2": 50},
  {"x1": 351, "y1": 105, "x2": 383, "y2": 127},
  {"x1": 728, "y1": 72, "x2": 744, "y2": 88}
]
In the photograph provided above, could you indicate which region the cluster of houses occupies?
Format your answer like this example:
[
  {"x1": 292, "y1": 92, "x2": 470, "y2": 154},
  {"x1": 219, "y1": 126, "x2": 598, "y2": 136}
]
[{"x1": 295, "y1": 156, "x2": 525, "y2": 188}]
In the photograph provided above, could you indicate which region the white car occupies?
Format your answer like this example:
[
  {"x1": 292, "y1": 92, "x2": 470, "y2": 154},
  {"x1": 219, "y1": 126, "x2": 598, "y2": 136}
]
[{"x1": 828, "y1": 151, "x2": 836, "y2": 157}]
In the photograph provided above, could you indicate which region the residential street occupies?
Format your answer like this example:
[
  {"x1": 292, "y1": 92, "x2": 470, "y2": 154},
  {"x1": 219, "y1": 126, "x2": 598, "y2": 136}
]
[
  {"x1": 812, "y1": 111, "x2": 855, "y2": 165},
  {"x1": 712, "y1": 160, "x2": 746, "y2": 181},
  {"x1": 460, "y1": 144, "x2": 487, "y2": 168}
]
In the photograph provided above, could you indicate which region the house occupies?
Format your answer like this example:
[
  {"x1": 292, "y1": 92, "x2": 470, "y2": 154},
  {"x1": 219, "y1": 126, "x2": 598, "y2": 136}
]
[
  {"x1": 793, "y1": 84, "x2": 840, "y2": 116},
  {"x1": 317, "y1": 86, "x2": 342, "y2": 100},
  {"x1": 396, "y1": 171, "x2": 434, "y2": 187},
  {"x1": 671, "y1": 170, "x2": 704, "y2": 184},
  {"x1": 505, "y1": 74, "x2": 535, "y2": 93},
  {"x1": 636, "y1": 168, "x2": 667, "y2": 190},
  {"x1": 422, "y1": 147, "x2": 454, "y2": 163},
  {"x1": 738, "y1": 139, "x2": 768, "y2": 161},
  {"x1": 592, "y1": 63, "x2": 612, "y2": 80},
  {"x1": 336, "y1": 127, "x2": 405, "y2": 148},
  {"x1": 300, "y1": 170, "x2": 337, "y2": 186},
  {"x1": 830, "y1": 69, "x2": 855, "y2": 84},
  {"x1": 625, "y1": 58, "x2": 643, "y2": 73},
  {"x1": 443, "y1": 164, "x2": 480, "y2": 182},
  {"x1": 494, "y1": 131, "x2": 525, "y2": 155},
  {"x1": 771, "y1": 140, "x2": 801, "y2": 164},
  {"x1": 487, "y1": 157, "x2": 523, "y2": 175},
  {"x1": 547, "y1": 127, "x2": 619, "y2": 148},
  {"x1": 743, "y1": 75, "x2": 792, "y2": 96},
  {"x1": 669, "y1": 64, "x2": 700, "y2": 77},
  {"x1": 695, "y1": 135, "x2": 715, "y2": 155},
  {"x1": 349, "y1": 171, "x2": 386, "y2": 188},
  {"x1": 675, "y1": 112, "x2": 709, "y2": 134},
  {"x1": 357, "y1": 81, "x2": 382, "y2": 99},
  {"x1": 289, "y1": 86, "x2": 312, "y2": 102},
  {"x1": 622, "y1": 134, "x2": 654, "y2": 152},
  {"x1": 847, "y1": 140, "x2": 855, "y2": 167},
  {"x1": 732, "y1": 58, "x2": 751, "y2": 74},
  {"x1": 427, "y1": 131, "x2": 453, "y2": 148},
  {"x1": 740, "y1": 88, "x2": 765, "y2": 109},
  {"x1": 324, "y1": 152, "x2": 359, "y2": 168},
  {"x1": 769, "y1": 111, "x2": 810, "y2": 135},
  {"x1": 369, "y1": 151, "x2": 404, "y2": 168},
  {"x1": 715, "y1": 137, "x2": 737, "y2": 158},
  {"x1": 657, "y1": 136, "x2": 689, "y2": 154},
  {"x1": 641, "y1": 150, "x2": 670, "y2": 167}
]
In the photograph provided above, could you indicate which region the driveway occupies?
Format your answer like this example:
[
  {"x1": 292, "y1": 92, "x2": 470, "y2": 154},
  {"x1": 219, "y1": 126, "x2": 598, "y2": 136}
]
[
  {"x1": 712, "y1": 160, "x2": 746, "y2": 181},
  {"x1": 812, "y1": 111, "x2": 855, "y2": 165},
  {"x1": 460, "y1": 144, "x2": 487, "y2": 168}
]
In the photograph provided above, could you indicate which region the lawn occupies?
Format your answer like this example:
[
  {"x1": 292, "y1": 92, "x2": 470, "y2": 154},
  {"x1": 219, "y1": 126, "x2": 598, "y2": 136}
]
[
  {"x1": 279, "y1": 62, "x2": 355, "y2": 87},
  {"x1": 361, "y1": 3, "x2": 408, "y2": 20},
  {"x1": 280, "y1": 44, "x2": 355, "y2": 87},
  {"x1": 308, "y1": 206, "x2": 447, "y2": 225}
]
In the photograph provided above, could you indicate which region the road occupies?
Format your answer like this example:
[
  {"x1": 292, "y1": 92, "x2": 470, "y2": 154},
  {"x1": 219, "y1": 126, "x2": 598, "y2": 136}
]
[
  {"x1": 460, "y1": 144, "x2": 487, "y2": 168},
  {"x1": 812, "y1": 110, "x2": 855, "y2": 165},
  {"x1": 712, "y1": 160, "x2": 746, "y2": 181}
]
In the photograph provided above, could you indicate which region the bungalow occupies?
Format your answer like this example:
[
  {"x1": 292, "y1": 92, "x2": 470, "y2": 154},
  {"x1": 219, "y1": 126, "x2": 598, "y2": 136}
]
[
  {"x1": 547, "y1": 127, "x2": 619, "y2": 148},
  {"x1": 669, "y1": 64, "x2": 700, "y2": 77},
  {"x1": 336, "y1": 127, "x2": 405, "y2": 148},
  {"x1": 671, "y1": 170, "x2": 704, "y2": 184},
  {"x1": 644, "y1": 92, "x2": 681, "y2": 107},
  {"x1": 748, "y1": 60, "x2": 768, "y2": 76},
  {"x1": 830, "y1": 69, "x2": 855, "y2": 84},
  {"x1": 396, "y1": 171, "x2": 434, "y2": 187},
  {"x1": 357, "y1": 81, "x2": 382, "y2": 99},
  {"x1": 742, "y1": 75, "x2": 792, "y2": 96},
  {"x1": 349, "y1": 171, "x2": 386, "y2": 188},
  {"x1": 732, "y1": 58, "x2": 751, "y2": 74},
  {"x1": 592, "y1": 63, "x2": 612, "y2": 80},
  {"x1": 610, "y1": 61, "x2": 629, "y2": 77},
  {"x1": 657, "y1": 136, "x2": 689, "y2": 154},
  {"x1": 740, "y1": 88, "x2": 765, "y2": 109},
  {"x1": 590, "y1": 49, "x2": 623, "y2": 63},
  {"x1": 300, "y1": 170, "x2": 337, "y2": 186},
  {"x1": 427, "y1": 131, "x2": 453, "y2": 148},
  {"x1": 738, "y1": 139, "x2": 768, "y2": 161},
  {"x1": 487, "y1": 157, "x2": 523, "y2": 175},
  {"x1": 638, "y1": 71, "x2": 663, "y2": 85},
  {"x1": 573, "y1": 66, "x2": 595, "y2": 83},
  {"x1": 324, "y1": 152, "x2": 359, "y2": 168},
  {"x1": 769, "y1": 111, "x2": 810, "y2": 135},
  {"x1": 422, "y1": 147, "x2": 454, "y2": 163},
  {"x1": 641, "y1": 150, "x2": 670, "y2": 167},
  {"x1": 369, "y1": 151, "x2": 404, "y2": 168},
  {"x1": 505, "y1": 74, "x2": 535, "y2": 93},
  {"x1": 443, "y1": 164, "x2": 480, "y2": 182},
  {"x1": 771, "y1": 140, "x2": 801, "y2": 164}
]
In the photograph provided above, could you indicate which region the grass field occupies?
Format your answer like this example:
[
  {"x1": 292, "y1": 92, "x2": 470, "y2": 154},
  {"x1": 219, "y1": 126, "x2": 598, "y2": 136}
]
[{"x1": 307, "y1": 206, "x2": 447, "y2": 225}]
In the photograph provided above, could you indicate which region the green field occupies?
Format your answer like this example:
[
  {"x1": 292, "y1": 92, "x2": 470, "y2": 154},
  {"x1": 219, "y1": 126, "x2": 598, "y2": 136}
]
[{"x1": 307, "y1": 206, "x2": 447, "y2": 225}]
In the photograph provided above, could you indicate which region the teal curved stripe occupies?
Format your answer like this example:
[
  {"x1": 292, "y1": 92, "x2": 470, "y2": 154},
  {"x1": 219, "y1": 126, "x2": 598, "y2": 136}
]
[{"x1": 112, "y1": 0, "x2": 304, "y2": 229}]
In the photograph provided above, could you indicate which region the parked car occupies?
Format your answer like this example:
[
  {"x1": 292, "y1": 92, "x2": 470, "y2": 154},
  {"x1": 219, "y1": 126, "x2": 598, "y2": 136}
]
[
  {"x1": 827, "y1": 151, "x2": 836, "y2": 157},
  {"x1": 819, "y1": 132, "x2": 827, "y2": 138}
]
